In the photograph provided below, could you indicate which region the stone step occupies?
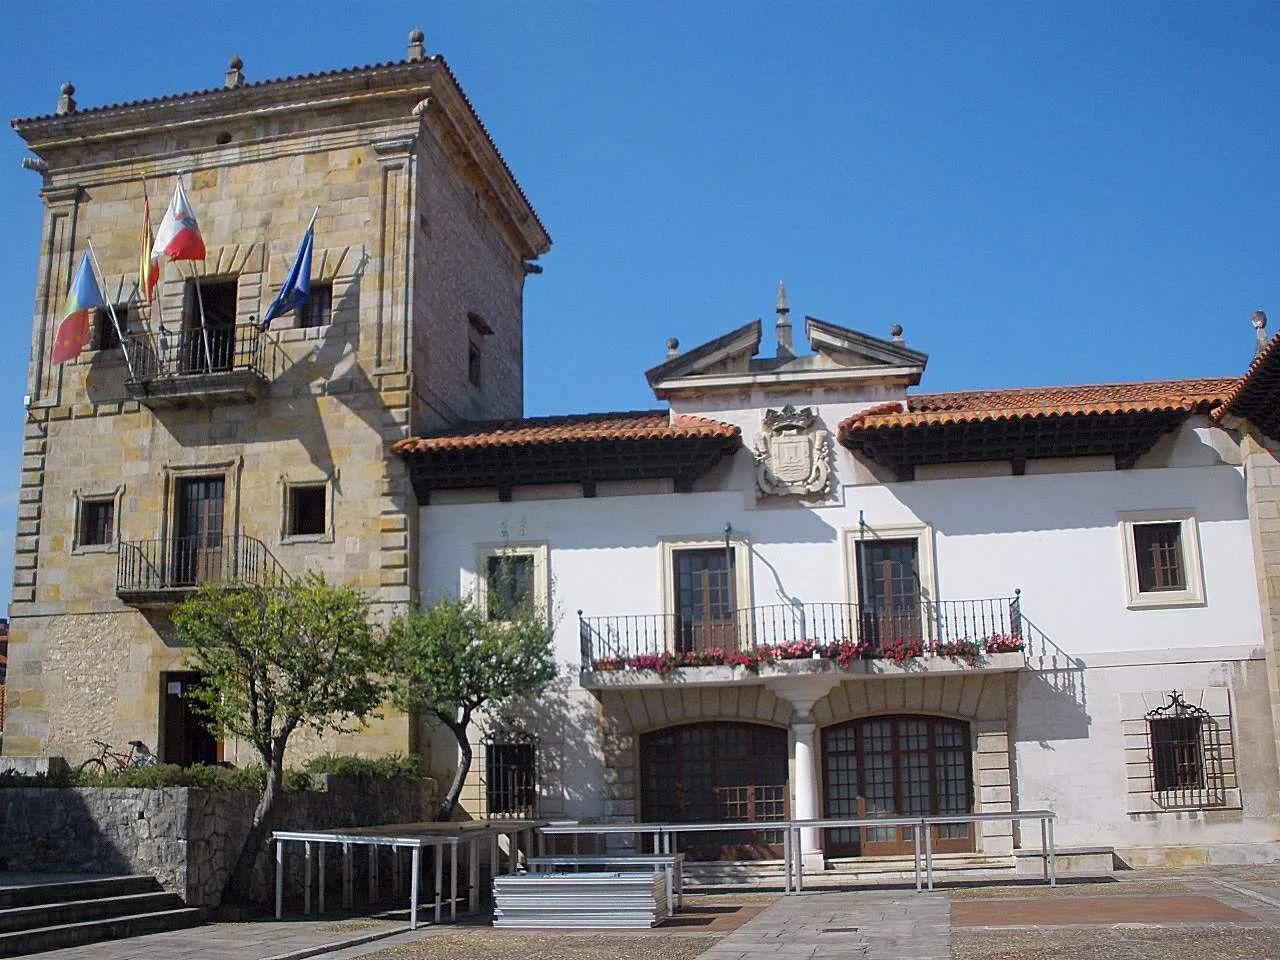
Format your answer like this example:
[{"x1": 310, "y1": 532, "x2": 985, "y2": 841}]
[
  {"x1": 0, "y1": 907, "x2": 202, "y2": 956},
  {"x1": 0, "y1": 891, "x2": 185, "y2": 933},
  {"x1": 0, "y1": 876, "x2": 159, "y2": 911}
]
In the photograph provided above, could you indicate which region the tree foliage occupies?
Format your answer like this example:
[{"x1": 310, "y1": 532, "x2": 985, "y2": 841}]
[
  {"x1": 388, "y1": 595, "x2": 556, "y2": 820},
  {"x1": 172, "y1": 573, "x2": 392, "y2": 904}
]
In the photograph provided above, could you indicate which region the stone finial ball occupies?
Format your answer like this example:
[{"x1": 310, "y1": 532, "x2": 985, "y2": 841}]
[
  {"x1": 60, "y1": 82, "x2": 75, "y2": 96},
  {"x1": 890, "y1": 323, "x2": 904, "y2": 337},
  {"x1": 229, "y1": 55, "x2": 243, "y2": 70},
  {"x1": 409, "y1": 27, "x2": 425, "y2": 43},
  {"x1": 667, "y1": 337, "x2": 679, "y2": 351}
]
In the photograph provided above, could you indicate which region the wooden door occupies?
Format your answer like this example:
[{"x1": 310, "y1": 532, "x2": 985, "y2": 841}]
[
  {"x1": 673, "y1": 548, "x2": 736, "y2": 651},
  {"x1": 641, "y1": 723, "x2": 788, "y2": 860},
  {"x1": 173, "y1": 476, "x2": 225, "y2": 586},
  {"x1": 161, "y1": 671, "x2": 219, "y2": 766},
  {"x1": 822, "y1": 716, "x2": 974, "y2": 857},
  {"x1": 856, "y1": 539, "x2": 921, "y2": 650}
]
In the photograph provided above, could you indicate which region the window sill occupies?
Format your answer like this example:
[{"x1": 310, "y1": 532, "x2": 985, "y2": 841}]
[
  {"x1": 1126, "y1": 788, "x2": 1242, "y2": 814},
  {"x1": 71, "y1": 543, "x2": 117, "y2": 555},
  {"x1": 1124, "y1": 591, "x2": 1206, "y2": 610},
  {"x1": 281, "y1": 533, "x2": 334, "y2": 546}
]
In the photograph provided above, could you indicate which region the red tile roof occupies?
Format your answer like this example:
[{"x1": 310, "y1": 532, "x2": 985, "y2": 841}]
[
  {"x1": 1214, "y1": 333, "x2": 1280, "y2": 430},
  {"x1": 391, "y1": 410, "x2": 741, "y2": 454},
  {"x1": 840, "y1": 377, "x2": 1240, "y2": 431}
]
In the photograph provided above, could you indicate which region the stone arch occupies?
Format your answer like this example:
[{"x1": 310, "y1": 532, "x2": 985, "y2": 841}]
[
  {"x1": 597, "y1": 683, "x2": 794, "y2": 822},
  {"x1": 811, "y1": 674, "x2": 1016, "y2": 856}
]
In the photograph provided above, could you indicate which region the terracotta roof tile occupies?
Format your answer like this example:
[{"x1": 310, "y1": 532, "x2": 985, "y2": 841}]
[
  {"x1": 840, "y1": 377, "x2": 1240, "y2": 432},
  {"x1": 391, "y1": 410, "x2": 741, "y2": 455},
  {"x1": 1214, "y1": 333, "x2": 1280, "y2": 423}
]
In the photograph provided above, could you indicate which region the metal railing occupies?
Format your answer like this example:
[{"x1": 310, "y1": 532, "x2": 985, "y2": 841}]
[
  {"x1": 116, "y1": 533, "x2": 284, "y2": 596},
  {"x1": 580, "y1": 596, "x2": 1025, "y2": 667},
  {"x1": 536, "y1": 810, "x2": 1058, "y2": 895},
  {"x1": 125, "y1": 323, "x2": 265, "y2": 382}
]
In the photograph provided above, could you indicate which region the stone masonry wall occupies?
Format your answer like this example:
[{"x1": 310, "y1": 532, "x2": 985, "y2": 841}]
[
  {"x1": 0, "y1": 776, "x2": 423, "y2": 908},
  {"x1": 6, "y1": 57, "x2": 545, "y2": 768}
]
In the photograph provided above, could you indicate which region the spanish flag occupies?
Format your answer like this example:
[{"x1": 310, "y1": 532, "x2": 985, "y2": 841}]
[
  {"x1": 139, "y1": 193, "x2": 160, "y2": 301},
  {"x1": 53, "y1": 251, "x2": 106, "y2": 364}
]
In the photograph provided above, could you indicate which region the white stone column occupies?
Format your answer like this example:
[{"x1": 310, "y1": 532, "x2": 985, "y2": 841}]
[
  {"x1": 790, "y1": 717, "x2": 823, "y2": 868},
  {"x1": 764, "y1": 674, "x2": 843, "y2": 872}
]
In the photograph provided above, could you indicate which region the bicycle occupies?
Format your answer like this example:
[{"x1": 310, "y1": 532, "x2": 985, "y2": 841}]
[{"x1": 77, "y1": 739, "x2": 159, "y2": 777}]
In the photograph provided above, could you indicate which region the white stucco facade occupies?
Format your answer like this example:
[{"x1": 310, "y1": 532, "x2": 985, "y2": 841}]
[{"x1": 408, "y1": 317, "x2": 1280, "y2": 869}]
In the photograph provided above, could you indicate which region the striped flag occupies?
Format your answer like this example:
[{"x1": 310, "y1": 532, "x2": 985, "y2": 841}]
[
  {"x1": 139, "y1": 192, "x2": 160, "y2": 301},
  {"x1": 53, "y1": 251, "x2": 106, "y2": 364}
]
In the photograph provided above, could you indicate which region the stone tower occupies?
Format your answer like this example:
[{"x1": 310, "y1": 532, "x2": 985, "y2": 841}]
[{"x1": 4, "y1": 34, "x2": 550, "y2": 765}]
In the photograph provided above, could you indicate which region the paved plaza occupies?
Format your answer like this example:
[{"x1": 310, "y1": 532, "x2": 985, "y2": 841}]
[{"x1": 22, "y1": 865, "x2": 1280, "y2": 960}]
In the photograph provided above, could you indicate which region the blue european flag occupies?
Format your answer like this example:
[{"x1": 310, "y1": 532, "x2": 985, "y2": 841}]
[{"x1": 262, "y1": 219, "x2": 314, "y2": 330}]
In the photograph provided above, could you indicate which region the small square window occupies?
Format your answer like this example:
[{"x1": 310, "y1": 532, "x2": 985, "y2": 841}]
[
  {"x1": 486, "y1": 554, "x2": 534, "y2": 620},
  {"x1": 80, "y1": 499, "x2": 114, "y2": 547},
  {"x1": 95, "y1": 305, "x2": 129, "y2": 351},
  {"x1": 287, "y1": 485, "x2": 326, "y2": 537},
  {"x1": 300, "y1": 283, "x2": 332, "y2": 328},
  {"x1": 1119, "y1": 510, "x2": 1204, "y2": 608}
]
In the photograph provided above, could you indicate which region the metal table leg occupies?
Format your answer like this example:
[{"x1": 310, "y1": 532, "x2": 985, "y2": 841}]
[
  {"x1": 410, "y1": 845, "x2": 421, "y2": 931},
  {"x1": 275, "y1": 840, "x2": 284, "y2": 919}
]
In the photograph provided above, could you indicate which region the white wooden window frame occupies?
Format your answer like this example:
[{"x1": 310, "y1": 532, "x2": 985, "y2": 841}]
[
  {"x1": 1118, "y1": 509, "x2": 1205, "y2": 609},
  {"x1": 474, "y1": 541, "x2": 550, "y2": 624}
]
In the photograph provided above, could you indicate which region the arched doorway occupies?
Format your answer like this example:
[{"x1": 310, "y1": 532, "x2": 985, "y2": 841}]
[
  {"x1": 822, "y1": 715, "x2": 974, "y2": 857},
  {"x1": 640, "y1": 722, "x2": 788, "y2": 860}
]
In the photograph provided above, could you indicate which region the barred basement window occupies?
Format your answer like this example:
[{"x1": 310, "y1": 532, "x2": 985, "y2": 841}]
[
  {"x1": 1146, "y1": 691, "x2": 1225, "y2": 808},
  {"x1": 485, "y1": 740, "x2": 536, "y2": 817}
]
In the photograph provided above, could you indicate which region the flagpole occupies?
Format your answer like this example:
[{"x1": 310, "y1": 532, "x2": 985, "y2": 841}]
[
  {"x1": 86, "y1": 240, "x2": 137, "y2": 380},
  {"x1": 192, "y1": 272, "x2": 215, "y2": 372}
]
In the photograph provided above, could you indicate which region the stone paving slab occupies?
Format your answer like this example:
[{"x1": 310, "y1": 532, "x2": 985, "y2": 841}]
[
  {"x1": 27, "y1": 916, "x2": 409, "y2": 960},
  {"x1": 953, "y1": 893, "x2": 1257, "y2": 926}
]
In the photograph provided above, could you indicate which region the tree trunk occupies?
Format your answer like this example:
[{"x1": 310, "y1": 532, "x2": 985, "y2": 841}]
[
  {"x1": 222, "y1": 744, "x2": 286, "y2": 907},
  {"x1": 436, "y1": 720, "x2": 473, "y2": 821}
]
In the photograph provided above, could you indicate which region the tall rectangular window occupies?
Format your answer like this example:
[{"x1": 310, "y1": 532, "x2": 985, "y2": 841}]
[
  {"x1": 1133, "y1": 523, "x2": 1186, "y2": 593},
  {"x1": 1150, "y1": 717, "x2": 1203, "y2": 792},
  {"x1": 181, "y1": 278, "x2": 238, "y2": 373},
  {"x1": 485, "y1": 742, "x2": 536, "y2": 816}
]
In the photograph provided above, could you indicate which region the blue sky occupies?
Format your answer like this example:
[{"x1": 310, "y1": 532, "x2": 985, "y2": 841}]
[{"x1": 1, "y1": 2, "x2": 1277, "y2": 613}]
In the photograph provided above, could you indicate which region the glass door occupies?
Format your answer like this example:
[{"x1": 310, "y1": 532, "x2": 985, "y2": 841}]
[
  {"x1": 673, "y1": 547, "x2": 737, "y2": 651},
  {"x1": 173, "y1": 476, "x2": 225, "y2": 586},
  {"x1": 856, "y1": 538, "x2": 921, "y2": 650}
]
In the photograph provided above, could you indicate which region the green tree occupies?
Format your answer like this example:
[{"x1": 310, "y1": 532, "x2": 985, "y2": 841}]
[
  {"x1": 172, "y1": 573, "x2": 392, "y2": 905},
  {"x1": 388, "y1": 596, "x2": 556, "y2": 821}
]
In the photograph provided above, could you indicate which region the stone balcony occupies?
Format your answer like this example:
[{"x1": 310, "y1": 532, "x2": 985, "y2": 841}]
[
  {"x1": 578, "y1": 598, "x2": 1029, "y2": 691},
  {"x1": 123, "y1": 323, "x2": 267, "y2": 408}
]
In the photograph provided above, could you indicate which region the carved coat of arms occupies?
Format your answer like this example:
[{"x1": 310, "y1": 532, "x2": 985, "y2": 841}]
[{"x1": 753, "y1": 405, "x2": 831, "y2": 497}]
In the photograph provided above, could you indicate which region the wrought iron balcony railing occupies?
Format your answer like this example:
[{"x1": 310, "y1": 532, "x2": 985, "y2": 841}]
[
  {"x1": 123, "y1": 324, "x2": 267, "y2": 405},
  {"x1": 579, "y1": 596, "x2": 1038, "y2": 670},
  {"x1": 116, "y1": 533, "x2": 285, "y2": 604}
]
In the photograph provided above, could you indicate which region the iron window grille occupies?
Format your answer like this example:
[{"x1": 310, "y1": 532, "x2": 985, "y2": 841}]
[
  {"x1": 483, "y1": 735, "x2": 537, "y2": 818},
  {"x1": 1145, "y1": 691, "x2": 1225, "y2": 808}
]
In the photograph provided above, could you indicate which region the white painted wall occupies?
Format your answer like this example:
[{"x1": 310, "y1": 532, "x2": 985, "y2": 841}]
[{"x1": 417, "y1": 416, "x2": 1273, "y2": 843}]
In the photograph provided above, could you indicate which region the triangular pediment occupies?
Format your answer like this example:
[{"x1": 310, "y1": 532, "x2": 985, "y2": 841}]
[
  {"x1": 805, "y1": 316, "x2": 929, "y2": 369},
  {"x1": 645, "y1": 319, "x2": 762, "y2": 385}
]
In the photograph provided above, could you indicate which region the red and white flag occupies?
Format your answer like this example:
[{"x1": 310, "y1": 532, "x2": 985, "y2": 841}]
[{"x1": 151, "y1": 179, "x2": 205, "y2": 262}]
